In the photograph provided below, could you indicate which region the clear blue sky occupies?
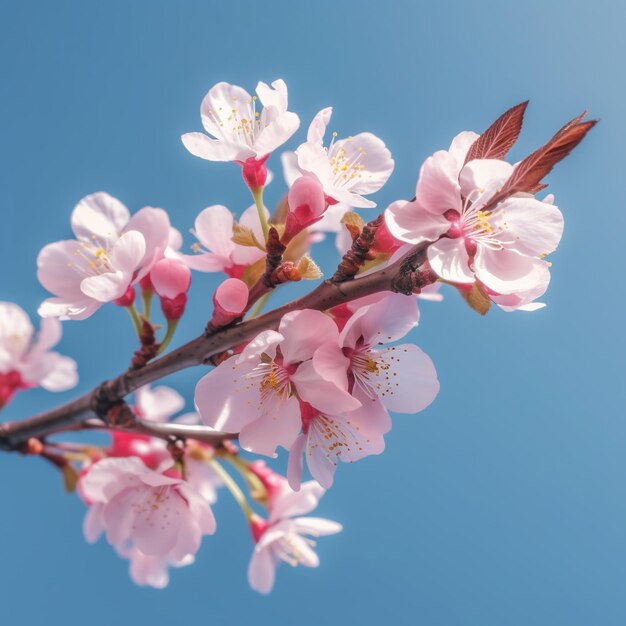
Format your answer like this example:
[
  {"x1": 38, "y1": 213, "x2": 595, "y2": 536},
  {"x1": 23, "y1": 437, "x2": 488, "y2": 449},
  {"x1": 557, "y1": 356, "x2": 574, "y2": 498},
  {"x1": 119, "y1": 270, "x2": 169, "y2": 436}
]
[{"x1": 1, "y1": 1, "x2": 624, "y2": 624}]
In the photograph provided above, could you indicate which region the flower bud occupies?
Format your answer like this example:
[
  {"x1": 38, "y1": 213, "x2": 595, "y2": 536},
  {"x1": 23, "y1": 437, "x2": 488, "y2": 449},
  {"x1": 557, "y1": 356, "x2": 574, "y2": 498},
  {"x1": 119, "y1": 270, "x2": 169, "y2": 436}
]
[
  {"x1": 150, "y1": 259, "x2": 191, "y2": 299},
  {"x1": 240, "y1": 155, "x2": 270, "y2": 191},
  {"x1": 283, "y1": 175, "x2": 327, "y2": 242},
  {"x1": 210, "y1": 278, "x2": 249, "y2": 328}
]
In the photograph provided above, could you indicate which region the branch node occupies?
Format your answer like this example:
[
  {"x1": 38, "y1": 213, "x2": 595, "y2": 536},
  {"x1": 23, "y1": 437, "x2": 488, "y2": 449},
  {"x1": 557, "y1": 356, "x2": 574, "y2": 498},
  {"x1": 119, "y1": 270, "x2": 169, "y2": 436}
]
[{"x1": 332, "y1": 214, "x2": 383, "y2": 282}]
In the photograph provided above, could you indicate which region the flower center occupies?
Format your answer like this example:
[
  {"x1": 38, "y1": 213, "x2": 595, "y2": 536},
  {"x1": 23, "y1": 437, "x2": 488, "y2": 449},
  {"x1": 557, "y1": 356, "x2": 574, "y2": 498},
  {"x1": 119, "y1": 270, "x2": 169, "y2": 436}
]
[
  {"x1": 205, "y1": 95, "x2": 268, "y2": 147},
  {"x1": 247, "y1": 356, "x2": 293, "y2": 404},
  {"x1": 327, "y1": 135, "x2": 367, "y2": 188},
  {"x1": 67, "y1": 236, "x2": 115, "y2": 278}
]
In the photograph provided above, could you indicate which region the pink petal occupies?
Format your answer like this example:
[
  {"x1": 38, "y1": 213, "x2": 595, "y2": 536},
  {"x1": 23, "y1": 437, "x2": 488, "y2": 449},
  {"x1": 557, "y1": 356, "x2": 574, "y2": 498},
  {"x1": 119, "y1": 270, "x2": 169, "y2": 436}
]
[
  {"x1": 287, "y1": 434, "x2": 307, "y2": 491},
  {"x1": 37, "y1": 297, "x2": 101, "y2": 321},
  {"x1": 291, "y1": 359, "x2": 360, "y2": 414},
  {"x1": 80, "y1": 271, "x2": 130, "y2": 302},
  {"x1": 248, "y1": 547, "x2": 277, "y2": 594},
  {"x1": 192, "y1": 205, "x2": 235, "y2": 258},
  {"x1": 194, "y1": 358, "x2": 261, "y2": 433},
  {"x1": 270, "y1": 481, "x2": 324, "y2": 521},
  {"x1": 110, "y1": 231, "x2": 146, "y2": 273},
  {"x1": 70, "y1": 192, "x2": 129, "y2": 247},
  {"x1": 384, "y1": 199, "x2": 450, "y2": 245},
  {"x1": 279, "y1": 309, "x2": 340, "y2": 366},
  {"x1": 459, "y1": 159, "x2": 513, "y2": 198},
  {"x1": 414, "y1": 150, "x2": 462, "y2": 215},
  {"x1": 448, "y1": 131, "x2": 480, "y2": 164},
  {"x1": 331, "y1": 132, "x2": 394, "y2": 195},
  {"x1": 136, "y1": 385, "x2": 185, "y2": 423},
  {"x1": 474, "y1": 247, "x2": 550, "y2": 295},
  {"x1": 490, "y1": 197, "x2": 564, "y2": 258},
  {"x1": 37, "y1": 241, "x2": 88, "y2": 299},
  {"x1": 373, "y1": 344, "x2": 440, "y2": 414},
  {"x1": 125, "y1": 207, "x2": 171, "y2": 273},
  {"x1": 254, "y1": 111, "x2": 300, "y2": 156},
  {"x1": 306, "y1": 107, "x2": 332, "y2": 144},
  {"x1": 340, "y1": 293, "x2": 419, "y2": 348},
  {"x1": 239, "y1": 396, "x2": 302, "y2": 457},
  {"x1": 427, "y1": 238, "x2": 474, "y2": 283}
]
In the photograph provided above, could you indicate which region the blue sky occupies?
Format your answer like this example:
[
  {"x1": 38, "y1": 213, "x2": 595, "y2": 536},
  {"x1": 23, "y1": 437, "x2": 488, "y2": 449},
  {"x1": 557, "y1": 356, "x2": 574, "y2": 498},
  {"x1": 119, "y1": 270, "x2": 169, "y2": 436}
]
[{"x1": 1, "y1": 1, "x2": 624, "y2": 624}]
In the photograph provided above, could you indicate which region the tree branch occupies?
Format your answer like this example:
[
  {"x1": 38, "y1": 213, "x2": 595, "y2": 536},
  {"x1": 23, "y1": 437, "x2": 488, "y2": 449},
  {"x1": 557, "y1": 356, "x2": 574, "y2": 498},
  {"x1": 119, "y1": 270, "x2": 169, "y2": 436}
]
[{"x1": 0, "y1": 241, "x2": 432, "y2": 452}]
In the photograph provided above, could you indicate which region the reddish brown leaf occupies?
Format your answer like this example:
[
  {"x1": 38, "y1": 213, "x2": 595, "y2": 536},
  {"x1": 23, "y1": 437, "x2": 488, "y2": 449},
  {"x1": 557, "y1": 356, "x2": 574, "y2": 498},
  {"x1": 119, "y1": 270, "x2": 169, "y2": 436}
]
[
  {"x1": 464, "y1": 101, "x2": 528, "y2": 164},
  {"x1": 484, "y1": 113, "x2": 596, "y2": 210}
]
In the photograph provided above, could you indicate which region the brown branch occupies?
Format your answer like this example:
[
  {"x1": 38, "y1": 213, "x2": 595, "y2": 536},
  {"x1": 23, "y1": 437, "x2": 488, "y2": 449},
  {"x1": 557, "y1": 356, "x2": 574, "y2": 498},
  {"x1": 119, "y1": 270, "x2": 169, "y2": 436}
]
[{"x1": 0, "y1": 240, "x2": 432, "y2": 453}]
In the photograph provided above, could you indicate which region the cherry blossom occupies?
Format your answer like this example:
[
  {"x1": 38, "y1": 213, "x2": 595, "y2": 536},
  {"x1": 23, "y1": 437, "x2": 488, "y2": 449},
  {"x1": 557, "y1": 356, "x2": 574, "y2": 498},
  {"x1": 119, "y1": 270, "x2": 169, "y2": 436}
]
[
  {"x1": 0, "y1": 302, "x2": 77, "y2": 406},
  {"x1": 385, "y1": 133, "x2": 564, "y2": 307},
  {"x1": 181, "y1": 79, "x2": 300, "y2": 163},
  {"x1": 182, "y1": 204, "x2": 267, "y2": 278},
  {"x1": 287, "y1": 399, "x2": 389, "y2": 490},
  {"x1": 247, "y1": 479, "x2": 341, "y2": 594},
  {"x1": 195, "y1": 309, "x2": 360, "y2": 457},
  {"x1": 80, "y1": 457, "x2": 216, "y2": 564},
  {"x1": 37, "y1": 192, "x2": 171, "y2": 320},
  {"x1": 295, "y1": 107, "x2": 394, "y2": 208},
  {"x1": 287, "y1": 293, "x2": 438, "y2": 489}
]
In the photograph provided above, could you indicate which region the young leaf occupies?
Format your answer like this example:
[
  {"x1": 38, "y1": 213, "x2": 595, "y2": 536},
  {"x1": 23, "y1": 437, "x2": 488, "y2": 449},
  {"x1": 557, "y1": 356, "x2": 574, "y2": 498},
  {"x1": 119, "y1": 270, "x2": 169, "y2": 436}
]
[
  {"x1": 484, "y1": 113, "x2": 596, "y2": 210},
  {"x1": 465, "y1": 101, "x2": 528, "y2": 164}
]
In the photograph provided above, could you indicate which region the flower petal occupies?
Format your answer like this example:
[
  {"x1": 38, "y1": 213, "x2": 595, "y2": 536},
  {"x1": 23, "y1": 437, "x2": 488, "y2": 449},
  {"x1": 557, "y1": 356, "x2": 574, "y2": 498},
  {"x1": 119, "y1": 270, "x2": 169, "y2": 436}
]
[
  {"x1": 427, "y1": 238, "x2": 474, "y2": 283},
  {"x1": 70, "y1": 192, "x2": 129, "y2": 246}
]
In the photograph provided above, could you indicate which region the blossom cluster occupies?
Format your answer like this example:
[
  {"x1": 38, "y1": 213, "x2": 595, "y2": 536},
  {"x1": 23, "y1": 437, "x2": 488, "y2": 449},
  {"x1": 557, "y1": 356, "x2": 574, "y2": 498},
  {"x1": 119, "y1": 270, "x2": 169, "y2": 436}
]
[{"x1": 0, "y1": 79, "x2": 593, "y2": 592}]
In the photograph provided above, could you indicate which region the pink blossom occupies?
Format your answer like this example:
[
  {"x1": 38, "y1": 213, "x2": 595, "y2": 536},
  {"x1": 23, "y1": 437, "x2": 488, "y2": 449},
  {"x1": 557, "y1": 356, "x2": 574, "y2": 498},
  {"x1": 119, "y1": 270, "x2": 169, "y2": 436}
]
[
  {"x1": 182, "y1": 204, "x2": 267, "y2": 277},
  {"x1": 385, "y1": 132, "x2": 564, "y2": 308},
  {"x1": 295, "y1": 107, "x2": 394, "y2": 208},
  {"x1": 0, "y1": 302, "x2": 77, "y2": 406},
  {"x1": 37, "y1": 192, "x2": 171, "y2": 320},
  {"x1": 181, "y1": 79, "x2": 300, "y2": 163},
  {"x1": 337, "y1": 293, "x2": 439, "y2": 413},
  {"x1": 195, "y1": 309, "x2": 360, "y2": 457},
  {"x1": 287, "y1": 399, "x2": 388, "y2": 490},
  {"x1": 287, "y1": 293, "x2": 438, "y2": 489},
  {"x1": 80, "y1": 457, "x2": 216, "y2": 563},
  {"x1": 247, "y1": 480, "x2": 341, "y2": 594}
]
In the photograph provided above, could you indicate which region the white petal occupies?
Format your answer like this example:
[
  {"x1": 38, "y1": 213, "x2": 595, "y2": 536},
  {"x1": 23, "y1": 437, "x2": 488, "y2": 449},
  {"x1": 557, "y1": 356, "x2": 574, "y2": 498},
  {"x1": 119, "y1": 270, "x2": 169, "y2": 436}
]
[
  {"x1": 181, "y1": 132, "x2": 246, "y2": 162},
  {"x1": 427, "y1": 238, "x2": 474, "y2": 283},
  {"x1": 193, "y1": 205, "x2": 235, "y2": 258},
  {"x1": 306, "y1": 107, "x2": 332, "y2": 144},
  {"x1": 110, "y1": 231, "x2": 146, "y2": 273},
  {"x1": 80, "y1": 271, "x2": 130, "y2": 302},
  {"x1": 474, "y1": 248, "x2": 551, "y2": 295},
  {"x1": 70, "y1": 192, "x2": 129, "y2": 246},
  {"x1": 248, "y1": 547, "x2": 277, "y2": 594}
]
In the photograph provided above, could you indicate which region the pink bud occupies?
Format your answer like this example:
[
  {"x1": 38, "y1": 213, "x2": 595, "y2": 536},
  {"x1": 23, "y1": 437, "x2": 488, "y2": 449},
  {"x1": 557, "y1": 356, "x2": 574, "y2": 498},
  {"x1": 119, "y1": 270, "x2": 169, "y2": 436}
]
[
  {"x1": 240, "y1": 155, "x2": 270, "y2": 191},
  {"x1": 113, "y1": 286, "x2": 136, "y2": 307},
  {"x1": 150, "y1": 259, "x2": 191, "y2": 299},
  {"x1": 210, "y1": 278, "x2": 249, "y2": 328},
  {"x1": 283, "y1": 175, "x2": 327, "y2": 241}
]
